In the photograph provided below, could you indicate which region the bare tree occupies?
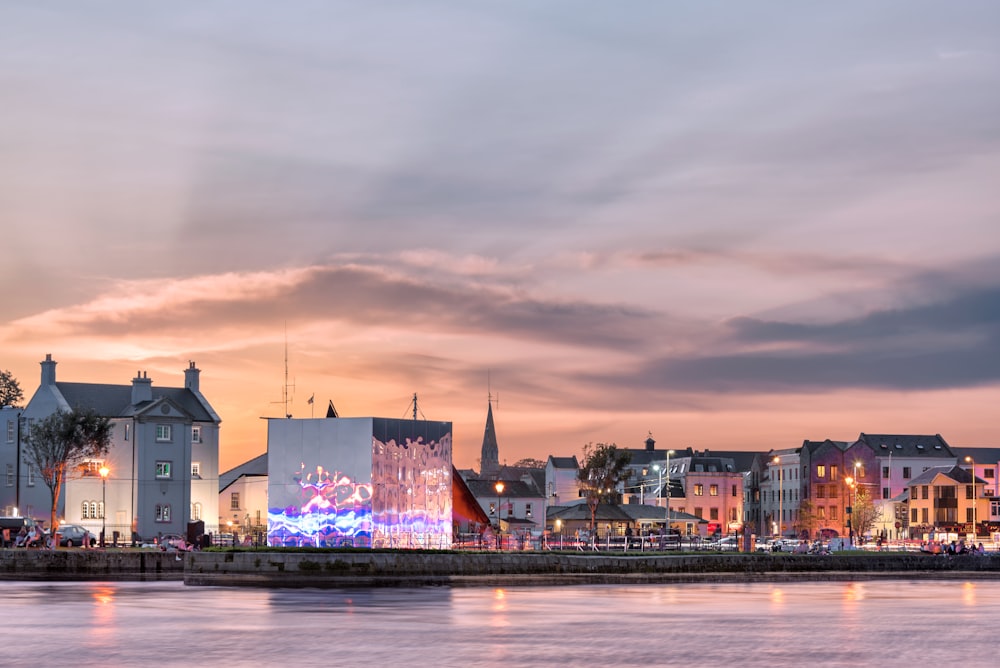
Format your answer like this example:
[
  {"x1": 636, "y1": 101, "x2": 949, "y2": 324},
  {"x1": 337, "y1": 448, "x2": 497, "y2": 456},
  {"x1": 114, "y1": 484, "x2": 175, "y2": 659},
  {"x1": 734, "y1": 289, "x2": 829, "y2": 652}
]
[
  {"x1": 851, "y1": 485, "x2": 881, "y2": 540},
  {"x1": 0, "y1": 369, "x2": 23, "y2": 408},
  {"x1": 794, "y1": 499, "x2": 821, "y2": 539},
  {"x1": 23, "y1": 408, "x2": 113, "y2": 536},
  {"x1": 577, "y1": 442, "x2": 632, "y2": 531},
  {"x1": 512, "y1": 457, "x2": 545, "y2": 469}
]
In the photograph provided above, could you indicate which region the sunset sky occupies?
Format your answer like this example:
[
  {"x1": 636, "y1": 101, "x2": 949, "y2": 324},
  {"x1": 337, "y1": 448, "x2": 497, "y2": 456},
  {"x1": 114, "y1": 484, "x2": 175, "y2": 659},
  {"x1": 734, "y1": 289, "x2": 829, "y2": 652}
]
[{"x1": 3, "y1": 2, "x2": 999, "y2": 472}]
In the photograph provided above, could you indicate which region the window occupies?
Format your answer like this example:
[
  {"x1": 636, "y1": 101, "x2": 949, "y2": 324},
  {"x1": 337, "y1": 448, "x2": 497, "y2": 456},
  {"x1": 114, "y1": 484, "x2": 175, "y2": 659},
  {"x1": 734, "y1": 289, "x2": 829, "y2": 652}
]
[
  {"x1": 817, "y1": 485, "x2": 826, "y2": 498},
  {"x1": 81, "y1": 460, "x2": 105, "y2": 477},
  {"x1": 922, "y1": 486, "x2": 929, "y2": 500},
  {"x1": 986, "y1": 468, "x2": 995, "y2": 479},
  {"x1": 231, "y1": 492, "x2": 240, "y2": 511},
  {"x1": 829, "y1": 485, "x2": 838, "y2": 499},
  {"x1": 817, "y1": 465, "x2": 826, "y2": 478},
  {"x1": 191, "y1": 502, "x2": 202, "y2": 521},
  {"x1": 5, "y1": 464, "x2": 12, "y2": 487},
  {"x1": 192, "y1": 425, "x2": 201, "y2": 443},
  {"x1": 882, "y1": 466, "x2": 889, "y2": 478},
  {"x1": 903, "y1": 467, "x2": 911, "y2": 479},
  {"x1": 82, "y1": 501, "x2": 90, "y2": 519},
  {"x1": 817, "y1": 506, "x2": 825, "y2": 519},
  {"x1": 82, "y1": 501, "x2": 104, "y2": 519},
  {"x1": 966, "y1": 485, "x2": 974, "y2": 499},
  {"x1": 732, "y1": 485, "x2": 738, "y2": 497},
  {"x1": 27, "y1": 468, "x2": 35, "y2": 487},
  {"x1": 155, "y1": 461, "x2": 172, "y2": 479},
  {"x1": 191, "y1": 462, "x2": 201, "y2": 478},
  {"x1": 855, "y1": 465, "x2": 866, "y2": 479},
  {"x1": 525, "y1": 503, "x2": 532, "y2": 518},
  {"x1": 694, "y1": 484, "x2": 704, "y2": 496},
  {"x1": 709, "y1": 508, "x2": 719, "y2": 520},
  {"x1": 694, "y1": 507, "x2": 703, "y2": 519},
  {"x1": 155, "y1": 425, "x2": 171, "y2": 442},
  {"x1": 966, "y1": 508, "x2": 974, "y2": 523},
  {"x1": 830, "y1": 465, "x2": 838, "y2": 481},
  {"x1": 729, "y1": 508, "x2": 737, "y2": 522},
  {"x1": 709, "y1": 484, "x2": 718, "y2": 497},
  {"x1": 829, "y1": 506, "x2": 838, "y2": 520},
  {"x1": 155, "y1": 504, "x2": 171, "y2": 522},
  {"x1": 921, "y1": 508, "x2": 928, "y2": 523},
  {"x1": 6, "y1": 420, "x2": 13, "y2": 443},
  {"x1": 123, "y1": 422, "x2": 130, "y2": 441},
  {"x1": 911, "y1": 508, "x2": 918, "y2": 523},
  {"x1": 883, "y1": 487, "x2": 890, "y2": 499}
]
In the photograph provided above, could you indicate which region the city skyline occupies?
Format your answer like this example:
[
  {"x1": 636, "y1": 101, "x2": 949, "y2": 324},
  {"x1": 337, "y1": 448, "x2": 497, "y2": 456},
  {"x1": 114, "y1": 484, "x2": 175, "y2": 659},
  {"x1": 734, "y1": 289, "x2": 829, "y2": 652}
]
[{"x1": 3, "y1": 2, "x2": 999, "y2": 471}]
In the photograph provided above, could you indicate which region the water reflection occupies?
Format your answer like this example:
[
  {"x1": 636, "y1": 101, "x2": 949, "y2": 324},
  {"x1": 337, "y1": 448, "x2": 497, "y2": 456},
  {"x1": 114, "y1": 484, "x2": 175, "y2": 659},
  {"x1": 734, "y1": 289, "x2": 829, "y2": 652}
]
[{"x1": 1, "y1": 580, "x2": 998, "y2": 666}]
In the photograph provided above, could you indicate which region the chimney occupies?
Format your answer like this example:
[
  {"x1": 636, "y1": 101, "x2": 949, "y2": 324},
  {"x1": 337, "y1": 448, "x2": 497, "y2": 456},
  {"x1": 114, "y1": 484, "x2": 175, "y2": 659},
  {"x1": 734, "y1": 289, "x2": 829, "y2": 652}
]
[
  {"x1": 184, "y1": 360, "x2": 200, "y2": 393},
  {"x1": 131, "y1": 370, "x2": 153, "y2": 405},
  {"x1": 40, "y1": 353, "x2": 57, "y2": 386}
]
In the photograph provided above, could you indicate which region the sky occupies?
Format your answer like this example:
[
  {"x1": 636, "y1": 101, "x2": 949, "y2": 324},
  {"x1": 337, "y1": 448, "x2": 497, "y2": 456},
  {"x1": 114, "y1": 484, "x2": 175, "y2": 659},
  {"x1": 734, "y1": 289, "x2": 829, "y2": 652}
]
[{"x1": 2, "y1": 1, "x2": 999, "y2": 472}]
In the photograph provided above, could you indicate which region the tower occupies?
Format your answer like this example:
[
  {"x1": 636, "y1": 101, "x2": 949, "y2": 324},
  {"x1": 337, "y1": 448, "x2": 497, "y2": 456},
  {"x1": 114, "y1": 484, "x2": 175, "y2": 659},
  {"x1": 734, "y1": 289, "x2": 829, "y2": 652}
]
[{"x1": 479, "y1": 401, "x2": 500, "y2": 478}]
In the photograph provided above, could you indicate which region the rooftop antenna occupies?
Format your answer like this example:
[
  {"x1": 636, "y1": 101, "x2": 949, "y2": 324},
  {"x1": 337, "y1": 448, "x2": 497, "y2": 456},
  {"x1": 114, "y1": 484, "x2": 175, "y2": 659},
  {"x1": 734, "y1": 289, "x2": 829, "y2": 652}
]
[
  {"x1": 405, "y1": 392, "x2": 426, "y2": 420},
  {"x1": 271, "y1": 324, "x2": 296, "y2": 418}
]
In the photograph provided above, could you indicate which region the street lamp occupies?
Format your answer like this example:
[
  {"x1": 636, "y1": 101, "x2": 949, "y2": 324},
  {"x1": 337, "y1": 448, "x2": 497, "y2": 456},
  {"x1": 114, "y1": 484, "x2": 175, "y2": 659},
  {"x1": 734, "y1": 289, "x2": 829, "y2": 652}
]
[
  {"x1": 99, "y1": 465, "x2": 109, "y2": 548},
  {"x1": 965, "y1": 456, "x2": 977, "y2": 542},
  {"x1": 494, "y1": 481, "x2": 505, "y2": 550},
  {"x1": 665, "y1": 450, "x2": 675, "y2": 531},
  {"x1": 772, "y1": 456, "x2": 782, "y2": 538},
  {"x1": 845, "y1": 475, "x2": 857, "y2": 546}
]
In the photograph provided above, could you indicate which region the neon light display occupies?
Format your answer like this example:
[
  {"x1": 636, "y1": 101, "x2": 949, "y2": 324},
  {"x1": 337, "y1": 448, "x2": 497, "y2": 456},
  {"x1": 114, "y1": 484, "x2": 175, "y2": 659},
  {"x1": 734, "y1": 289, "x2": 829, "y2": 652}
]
[{"x1": 267, "y1": 418, "x2": 452, "y2": 549}]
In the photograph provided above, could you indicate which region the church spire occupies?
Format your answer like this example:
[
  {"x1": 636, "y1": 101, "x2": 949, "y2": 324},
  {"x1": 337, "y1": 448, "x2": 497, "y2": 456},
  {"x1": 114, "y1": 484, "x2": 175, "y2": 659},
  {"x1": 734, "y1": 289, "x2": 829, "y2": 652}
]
[{"x1": 480, "y1": 400, "x2": 500, "y2": 478}]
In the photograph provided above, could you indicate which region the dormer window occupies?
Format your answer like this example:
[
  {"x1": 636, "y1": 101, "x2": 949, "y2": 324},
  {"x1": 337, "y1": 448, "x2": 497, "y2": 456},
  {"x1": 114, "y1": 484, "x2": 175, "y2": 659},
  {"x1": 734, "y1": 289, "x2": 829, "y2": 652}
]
[{"x1": 156, "y1": 425, "x2": 171, "y2": 442}]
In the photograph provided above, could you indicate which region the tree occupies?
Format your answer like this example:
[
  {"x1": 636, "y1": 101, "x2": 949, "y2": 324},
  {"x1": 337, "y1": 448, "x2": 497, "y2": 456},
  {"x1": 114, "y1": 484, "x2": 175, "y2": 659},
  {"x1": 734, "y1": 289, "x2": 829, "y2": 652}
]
[
  {"x1": 512, "y1": 458, "x2": 545, "y2": 469},
  {"x1": 0, "y1": 369, "x2": 23, "y2": 408},
  {"x1": 577, "y1": 442, "x2": 632, "y2": 531},
  {"x1": 23, "y1": 408, "x2": 113, "y2": 536},
  {"x1": 794, "y1": 499, "x2": 821, "y2": 539},
  {"x1": 850, "y1": 485, "x2": 881, "y2": 540}
]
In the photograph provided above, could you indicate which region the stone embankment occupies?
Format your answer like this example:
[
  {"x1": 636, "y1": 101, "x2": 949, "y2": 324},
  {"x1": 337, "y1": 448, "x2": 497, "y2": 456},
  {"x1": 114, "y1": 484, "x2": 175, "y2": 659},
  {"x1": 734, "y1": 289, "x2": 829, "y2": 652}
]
[
  {"x1": 5, "y1": 549, "x2": 1000, "y2": 587},
  {"x1": 0, "y1": 549, "x2": 185, "y2": 581},
  {"x1": 183, "y1": 550, "x2": 1000, "y2": 588}
]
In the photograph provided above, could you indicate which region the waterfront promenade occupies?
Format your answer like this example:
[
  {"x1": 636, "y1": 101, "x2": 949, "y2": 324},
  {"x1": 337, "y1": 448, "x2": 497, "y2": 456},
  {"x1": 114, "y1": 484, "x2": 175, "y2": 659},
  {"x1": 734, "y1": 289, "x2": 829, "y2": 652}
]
[{"x1": 4, "y1": 547, "x2": 1000, "y2": 587}]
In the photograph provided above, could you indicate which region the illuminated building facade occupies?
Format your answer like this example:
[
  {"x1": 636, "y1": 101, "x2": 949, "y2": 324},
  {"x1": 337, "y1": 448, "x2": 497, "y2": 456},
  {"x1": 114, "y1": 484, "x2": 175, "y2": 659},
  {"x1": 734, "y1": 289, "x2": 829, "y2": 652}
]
[{"x1": 266, "y1": 417, "x2": 452, "y2": 549}]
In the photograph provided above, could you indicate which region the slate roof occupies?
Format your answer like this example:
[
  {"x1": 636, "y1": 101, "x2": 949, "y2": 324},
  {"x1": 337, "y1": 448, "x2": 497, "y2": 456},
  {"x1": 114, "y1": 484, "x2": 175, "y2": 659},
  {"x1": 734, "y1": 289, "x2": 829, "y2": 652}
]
[
  {"x1": 55, "y1": 381, "x2": 218, "y2": 422},
  {"x1": 855, "y1": 433, "x2": 954, "y2": 458},
  {"x1": 547, "y1": 456, "x2": 579, "y2": 469},
  {"x1": 219, "y1": 453, "x2": 268, "y2": 493},
  {"x1": 465, "y1": 479, "x2": 540, "y2": 498},
  {"x1": 951, "y1": 447, "x2": 1000, "y2": 464},
  {"x1": 906, "y1": 465, "x2": 981, "y2": 487}
]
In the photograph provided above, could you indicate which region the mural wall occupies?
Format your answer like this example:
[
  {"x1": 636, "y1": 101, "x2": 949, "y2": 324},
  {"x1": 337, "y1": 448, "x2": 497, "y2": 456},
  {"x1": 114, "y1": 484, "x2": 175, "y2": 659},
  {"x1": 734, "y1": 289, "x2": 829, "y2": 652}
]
[{"x1": 267, "y1": 417, "x2": 452, "y2": 549}]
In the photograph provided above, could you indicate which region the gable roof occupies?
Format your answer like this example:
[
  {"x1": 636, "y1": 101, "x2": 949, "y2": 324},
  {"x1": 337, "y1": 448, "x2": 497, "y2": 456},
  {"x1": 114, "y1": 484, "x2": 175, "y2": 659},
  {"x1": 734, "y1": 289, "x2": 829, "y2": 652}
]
[
  {"x1": 219, "y1": 453, "x2": 268, "y2": 492},
  {"x1": 951, "y1": 447, "x2": 1000, "y2": 464},
  {"x1": 465, "y1": 478, "x2": 542, "y2": 499},
  {"x1": 547, "y1": 455, "x2": 579, "y2": 469},
  {"x1": 55, "y1": 381, "x2": 219, "y2": 423},
  {"x1": 906, "y1": 465, "x2": 981, "y2": 487}
]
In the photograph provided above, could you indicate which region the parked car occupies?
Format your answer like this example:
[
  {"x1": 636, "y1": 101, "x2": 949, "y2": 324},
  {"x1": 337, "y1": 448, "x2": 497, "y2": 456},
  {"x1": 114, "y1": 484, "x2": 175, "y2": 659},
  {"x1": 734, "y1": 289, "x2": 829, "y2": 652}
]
[
  {"x1": 57, "y1": 524, "x2": 97, "y2": 548},
  {"x1": 712, "y1": 536, "x2": 741, "y2": 551}
]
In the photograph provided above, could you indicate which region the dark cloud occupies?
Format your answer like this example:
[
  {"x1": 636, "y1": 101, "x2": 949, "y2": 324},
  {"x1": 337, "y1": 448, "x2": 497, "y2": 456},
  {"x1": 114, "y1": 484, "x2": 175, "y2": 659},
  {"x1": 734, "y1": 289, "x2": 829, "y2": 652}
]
[
  {"x1": 578, "y1": 280, "x2": 1000, "y2": 395},
  {"x1": 35, "y1": 265, "x2": 661, "y2": 352}
]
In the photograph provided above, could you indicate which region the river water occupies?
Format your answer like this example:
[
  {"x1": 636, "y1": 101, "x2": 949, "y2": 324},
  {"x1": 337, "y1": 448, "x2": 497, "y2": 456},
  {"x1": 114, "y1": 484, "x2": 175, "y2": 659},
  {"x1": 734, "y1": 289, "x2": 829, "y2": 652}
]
[{"x1": 2, "y1": 579, "x2": 997, "y2": 666}]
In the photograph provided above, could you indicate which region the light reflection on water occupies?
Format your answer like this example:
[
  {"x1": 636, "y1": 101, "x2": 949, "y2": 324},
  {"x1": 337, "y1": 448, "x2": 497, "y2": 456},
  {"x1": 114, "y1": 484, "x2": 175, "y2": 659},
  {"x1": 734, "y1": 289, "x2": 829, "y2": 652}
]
[{"x1": 2, "y1": 579, "x2": 997, "y2": 666}]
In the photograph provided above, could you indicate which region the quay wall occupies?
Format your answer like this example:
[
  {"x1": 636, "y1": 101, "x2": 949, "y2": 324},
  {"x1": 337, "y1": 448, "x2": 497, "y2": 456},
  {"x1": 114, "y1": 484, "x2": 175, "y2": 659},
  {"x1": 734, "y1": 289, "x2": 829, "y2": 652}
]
[
  {"x1": 0, "y1": 549, "x2": 185, "y2": 581},
  {"x1": 183, "y1": 550, "x2": 1000, "y2": 588}
]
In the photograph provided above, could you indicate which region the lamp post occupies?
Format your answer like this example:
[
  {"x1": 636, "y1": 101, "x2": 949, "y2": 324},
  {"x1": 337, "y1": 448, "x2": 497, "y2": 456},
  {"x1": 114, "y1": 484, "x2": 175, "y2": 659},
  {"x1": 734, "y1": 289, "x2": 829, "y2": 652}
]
[
  {"x1": 665, "y1": 450, "x2": 675, "y2": 532},
  {"x1": 845, "y1": 475, "x2": 857, "y2": 546},
  {"x1": 965, "y1": 456, "x2": 977, "y2": 542},
  {"x1": 99, "y1": 465, "x2": 109, "y2": 548},
  {"x1": 494, "y1": 481, "x2": 505, "y2": 550},
  {"x1": 772, "y1": 456, "x2": 781, "y2": 538}
]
